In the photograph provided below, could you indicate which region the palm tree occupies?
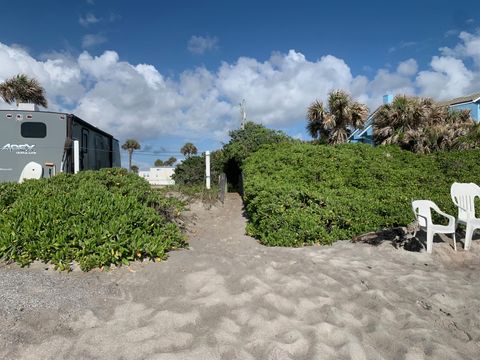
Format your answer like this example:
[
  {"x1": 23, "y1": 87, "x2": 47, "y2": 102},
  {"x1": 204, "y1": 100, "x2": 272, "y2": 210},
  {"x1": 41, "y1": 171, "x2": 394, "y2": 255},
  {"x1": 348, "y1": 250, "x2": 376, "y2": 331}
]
[
  {"x1": 456, "y1": 122, "x2": 480, "y2": 150},
  {"x1": 154, "y1": 159, "x2": 164, "y2": 167},
  {"x1": 122, "y1": 139, "x2": 141, "y2": 172},
  {"x1": 0, "y1": 74, "x2": 48, "y2": 108},
  {"x1": 163, "y1": 156, "x2": 177, "y2": 166},
  {"x1": 373, "y1": 95, "x2": 475, "y2": 153},
  {"x1": 180, "y1": 142, "x2": 198, "y2": 157},
  {"x1": 306, "y1": 90, "x2": 369, "y2": 144}
]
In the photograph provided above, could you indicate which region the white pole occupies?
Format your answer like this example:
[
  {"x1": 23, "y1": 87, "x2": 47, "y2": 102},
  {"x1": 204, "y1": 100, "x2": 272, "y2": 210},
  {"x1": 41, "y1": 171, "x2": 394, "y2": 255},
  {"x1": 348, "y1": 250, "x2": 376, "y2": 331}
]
[
  {"x1": 205, "y1": 151, "x2": 211, "y2": 190},
  {"x1": 73, "y1": 140, "x2": 80, "y2": 174}
]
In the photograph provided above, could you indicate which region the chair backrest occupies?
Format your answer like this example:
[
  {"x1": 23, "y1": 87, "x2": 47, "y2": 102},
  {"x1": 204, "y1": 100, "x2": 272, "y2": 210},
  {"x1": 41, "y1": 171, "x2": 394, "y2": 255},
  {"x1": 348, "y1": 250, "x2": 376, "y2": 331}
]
[
  {"x1": 412, "y1": 200, "x2": 436, "y2": 227},
  {"x1": 450, "y1": 182, "x2": 480, "y2": 221}
]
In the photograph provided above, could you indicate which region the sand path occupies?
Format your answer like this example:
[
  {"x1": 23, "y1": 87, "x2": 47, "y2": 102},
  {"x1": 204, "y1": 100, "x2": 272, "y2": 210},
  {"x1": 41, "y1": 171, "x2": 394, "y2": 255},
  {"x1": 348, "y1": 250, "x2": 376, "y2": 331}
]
[{"x1": 1, "y1": 193, "x2": 480, "y2": 359}]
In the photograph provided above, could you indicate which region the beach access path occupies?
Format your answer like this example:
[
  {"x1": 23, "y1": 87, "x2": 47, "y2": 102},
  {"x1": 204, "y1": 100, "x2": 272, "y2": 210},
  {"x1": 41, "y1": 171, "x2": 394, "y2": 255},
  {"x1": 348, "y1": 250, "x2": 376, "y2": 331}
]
[{"x1": 1, "y1": 193, "x2": 479, "y2": 359}]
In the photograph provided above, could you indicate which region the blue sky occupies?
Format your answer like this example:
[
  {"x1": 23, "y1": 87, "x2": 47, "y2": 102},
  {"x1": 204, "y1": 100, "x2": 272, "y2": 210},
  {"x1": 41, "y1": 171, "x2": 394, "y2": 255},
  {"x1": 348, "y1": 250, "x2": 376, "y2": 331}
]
[{"x1": 1, "y1": 0, "x2": 479, "y2": 168}]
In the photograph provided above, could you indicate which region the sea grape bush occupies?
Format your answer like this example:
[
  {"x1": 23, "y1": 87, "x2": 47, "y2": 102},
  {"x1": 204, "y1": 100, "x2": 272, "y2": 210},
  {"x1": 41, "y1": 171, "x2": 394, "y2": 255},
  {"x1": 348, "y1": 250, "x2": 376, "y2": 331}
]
[
  {"x1": 0, "y1": 168, "x2": 186, "y2": 271},
  {"x1": 172, "y1": 151, "x2": 223, "y2": 186},
  {"x1": 243, "y1": 143, "x2": 480, "y2": 246},
  {"x1": 172, "y1": 122, "x2": 293, "y2": 188},
  {"x1": 222, "y1": 121, "x2": 293, "y2": 167}
]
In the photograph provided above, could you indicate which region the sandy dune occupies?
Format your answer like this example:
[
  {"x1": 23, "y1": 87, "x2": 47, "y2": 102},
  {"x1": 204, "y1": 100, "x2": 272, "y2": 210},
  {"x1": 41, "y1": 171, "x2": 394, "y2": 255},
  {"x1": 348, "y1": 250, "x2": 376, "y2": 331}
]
[{"x1": 1, "y1": 193, "x2": 479, "y2": 359}]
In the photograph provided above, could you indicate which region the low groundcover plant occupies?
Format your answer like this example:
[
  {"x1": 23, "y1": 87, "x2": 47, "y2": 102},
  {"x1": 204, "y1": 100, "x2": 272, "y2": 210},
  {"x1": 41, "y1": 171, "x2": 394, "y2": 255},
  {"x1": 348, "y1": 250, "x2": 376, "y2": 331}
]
[
  {"x1": 243, "y1": 143, "x2": 480, "y2": 246},
  {"x1": 0, "y1": 168, "x2": 186, "y2": 271}
]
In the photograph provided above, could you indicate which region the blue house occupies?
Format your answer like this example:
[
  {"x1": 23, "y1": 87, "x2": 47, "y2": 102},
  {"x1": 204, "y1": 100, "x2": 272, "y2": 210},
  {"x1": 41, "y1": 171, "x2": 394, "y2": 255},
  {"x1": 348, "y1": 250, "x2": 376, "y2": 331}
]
[
  {"x1": 349, "y1": 95, "x2": 393, "y2": 145},
  {"x1": 349, "y1": 92, "x2": 480, "y2": 144},
  {"x1": 438, "y1": 92, "x2": 480, "y2": 121}
]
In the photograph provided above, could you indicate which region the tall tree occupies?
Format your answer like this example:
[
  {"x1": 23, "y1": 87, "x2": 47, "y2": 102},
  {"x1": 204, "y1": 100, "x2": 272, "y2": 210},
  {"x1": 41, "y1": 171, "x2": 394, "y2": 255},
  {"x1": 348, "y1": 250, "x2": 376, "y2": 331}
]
[
  {"x1": 180, "y1": 142, "x2": 198, "y2": 157},
  {"x1": 122, "y1": 139, "x2": 141, "y2": 172},
  {"x1": 306, "y1": 90, "x2": 369, "y2": 144},
  {"x1": 0, "y1": 74, "x2": 48, "y2": 108},
  {"x1": 373, "y1": 95, "x2": 474, "y2": 153},
  {"x1": 154, "y1": 159, "x2": 164, "y2": 167}
]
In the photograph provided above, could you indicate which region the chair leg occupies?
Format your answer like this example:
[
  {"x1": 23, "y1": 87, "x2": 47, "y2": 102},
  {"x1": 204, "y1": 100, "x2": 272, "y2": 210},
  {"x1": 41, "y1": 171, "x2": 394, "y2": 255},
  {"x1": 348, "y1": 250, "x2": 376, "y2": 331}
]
[
  {"x1": 465, "y1": 225, "x2": 474, "y2": 251},
  {"x1": 452, "y1": 232, "x2": 457, "y2": 252},
  {"x1": 426, "y1": 229, "x2": 434, "y2": 254}
]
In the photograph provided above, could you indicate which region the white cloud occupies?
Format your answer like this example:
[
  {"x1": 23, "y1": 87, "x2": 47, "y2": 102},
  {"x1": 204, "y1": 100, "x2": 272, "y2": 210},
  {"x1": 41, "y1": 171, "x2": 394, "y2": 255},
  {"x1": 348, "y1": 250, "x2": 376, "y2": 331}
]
[
  {"x1": 440, "y1": 30, "x2": 480, "y2": 67},
  {"x1": 79, "y1": 13, "x2": 101, "y2": 27},
  {"x1": 397, "y1": 59, "x2": 418, "y2": 76},
  {"x1": 416, "y1": 56, "x2": 475, "y2": 100},
  {"x1": 216, "y1": 51, "x2": 357, "y2": 125},
  {"x1": 187, "y1": 35, "x2": 218, "y2": 54},
  {"x1": 445, "y1": 29, "x2": 459, "y2": 38},
  {"x1": 0, "y1": 43, "x2": 84, "y2": 109},
  {"x1": 416, "y1": 30, "x2": 480, "y2": 100},
  {"x1": 388, "y1": 41, "x2": 418, "y2": 53},
  {"x1": 1, "y1": 29, "x2": 480, "y2": 146},
  {"x1": 82, "y1": 34, "x2": 107, "y2": 48}
]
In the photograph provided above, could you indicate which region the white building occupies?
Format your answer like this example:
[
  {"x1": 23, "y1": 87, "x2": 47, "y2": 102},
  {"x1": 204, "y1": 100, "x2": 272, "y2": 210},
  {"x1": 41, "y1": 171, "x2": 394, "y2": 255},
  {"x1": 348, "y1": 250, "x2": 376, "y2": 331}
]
[{"x1": 139, "y1": 167, "x2": 175, "y2": 186}]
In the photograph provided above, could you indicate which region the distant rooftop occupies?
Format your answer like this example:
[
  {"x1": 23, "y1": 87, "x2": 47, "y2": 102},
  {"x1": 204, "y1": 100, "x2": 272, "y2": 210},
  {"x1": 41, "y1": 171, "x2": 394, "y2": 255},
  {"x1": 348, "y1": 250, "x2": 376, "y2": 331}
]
[{"x1": 438, "y1": 92, "x2": 480, "y2": 106}]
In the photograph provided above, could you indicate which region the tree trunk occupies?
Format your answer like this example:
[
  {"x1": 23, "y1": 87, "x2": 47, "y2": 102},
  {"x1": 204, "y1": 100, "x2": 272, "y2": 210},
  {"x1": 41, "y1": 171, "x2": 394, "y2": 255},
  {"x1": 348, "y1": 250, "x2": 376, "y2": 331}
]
[{"x1": 128, "y1": 149, "x2": 133, "y2": 172}]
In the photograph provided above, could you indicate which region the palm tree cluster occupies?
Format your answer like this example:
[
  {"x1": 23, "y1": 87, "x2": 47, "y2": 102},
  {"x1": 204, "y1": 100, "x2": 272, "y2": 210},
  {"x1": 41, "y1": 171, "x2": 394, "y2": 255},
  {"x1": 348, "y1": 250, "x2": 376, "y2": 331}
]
[
  {"x1": 180, "y1": 142, "x2": 198, "y2": 157},
  {"x1": 373, "y1": 95, "x2": 475, "y2": 153},
  {"x1": 307, "y1": 90, "x2": 369, "y2": 144},
  {"x1": 0, "y1": 74, "x2": 48, "y2": 108},
  {"x1": 154, "y1": 157, "x2": 176, "y2": 167}
]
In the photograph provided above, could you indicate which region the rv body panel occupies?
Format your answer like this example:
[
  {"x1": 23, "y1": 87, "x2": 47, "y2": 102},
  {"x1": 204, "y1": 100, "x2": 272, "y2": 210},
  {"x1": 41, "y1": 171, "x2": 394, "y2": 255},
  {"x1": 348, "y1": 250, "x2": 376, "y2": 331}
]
[
  {"x1": 0, "y1": 109, "x2": 121, "y2": 183},
  {"x1": 0, "y1": 110, "x2": 66, "y2": 182}
]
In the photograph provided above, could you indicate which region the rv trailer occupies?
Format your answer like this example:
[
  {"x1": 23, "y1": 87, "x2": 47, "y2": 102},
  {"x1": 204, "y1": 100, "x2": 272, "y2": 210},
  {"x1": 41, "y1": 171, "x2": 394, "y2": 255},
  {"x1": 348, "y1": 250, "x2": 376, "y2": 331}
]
[{"x1": 0, "y1": 104, "x2": 121, "y2": 183}]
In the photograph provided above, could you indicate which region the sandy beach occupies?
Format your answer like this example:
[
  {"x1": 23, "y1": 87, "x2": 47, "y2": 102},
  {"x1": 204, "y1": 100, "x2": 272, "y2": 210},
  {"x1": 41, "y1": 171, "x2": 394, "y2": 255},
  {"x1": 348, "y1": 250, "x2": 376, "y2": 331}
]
[{"x1": 1, "y1": 193, "x2": 479, "y2": 359}]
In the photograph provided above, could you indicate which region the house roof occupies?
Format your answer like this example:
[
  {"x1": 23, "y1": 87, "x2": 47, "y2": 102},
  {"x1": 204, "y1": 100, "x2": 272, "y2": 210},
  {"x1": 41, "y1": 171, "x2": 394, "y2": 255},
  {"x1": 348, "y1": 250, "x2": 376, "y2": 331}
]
[{"x1": 437, "y1": 92, "x2": 480, "y2": 106}]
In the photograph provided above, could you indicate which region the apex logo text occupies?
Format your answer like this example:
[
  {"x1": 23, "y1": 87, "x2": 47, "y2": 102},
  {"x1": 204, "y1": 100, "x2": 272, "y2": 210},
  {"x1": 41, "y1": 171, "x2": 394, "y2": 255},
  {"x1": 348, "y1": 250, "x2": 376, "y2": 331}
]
[{"x1": 1, "y1": 144, "x2": 36, "y2": 154}]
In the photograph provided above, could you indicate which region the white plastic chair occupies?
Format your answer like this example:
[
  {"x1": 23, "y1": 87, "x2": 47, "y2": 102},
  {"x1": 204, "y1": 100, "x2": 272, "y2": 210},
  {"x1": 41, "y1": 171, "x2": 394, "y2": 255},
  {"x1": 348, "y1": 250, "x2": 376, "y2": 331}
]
[
  {"x1": 412, "y1": 200, "x2": 457, "y2": 253},
  {"x1": 450, "y1": 182, "x2": 480, "y2": 250}
]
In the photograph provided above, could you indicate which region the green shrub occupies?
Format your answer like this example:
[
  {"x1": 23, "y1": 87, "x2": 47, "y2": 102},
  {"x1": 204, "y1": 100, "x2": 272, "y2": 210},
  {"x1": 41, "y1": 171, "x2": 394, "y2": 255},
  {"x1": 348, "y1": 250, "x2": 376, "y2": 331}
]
[
  {"x1": 0, "y1": 168, "x2": 186, "y2": 271},
  {"x1": 222, "y1": 121, "x2": 293, "y2": 167},
  {"x1": 172, "y1": 151, "x2": 223, "y2": 186},
  {"x1": 172, "y1": 122, "x2": 293, "y2": 189},
  {"x1": 243, "y1": 143, "x2": 480, "y2": 246}
]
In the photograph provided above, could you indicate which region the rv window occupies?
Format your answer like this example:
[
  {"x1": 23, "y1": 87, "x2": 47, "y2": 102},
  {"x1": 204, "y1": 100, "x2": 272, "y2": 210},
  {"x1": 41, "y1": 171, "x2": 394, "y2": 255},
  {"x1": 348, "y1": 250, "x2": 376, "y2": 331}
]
[{"x1": 21, "y1": 122, "x2": 47, "y2": 138}]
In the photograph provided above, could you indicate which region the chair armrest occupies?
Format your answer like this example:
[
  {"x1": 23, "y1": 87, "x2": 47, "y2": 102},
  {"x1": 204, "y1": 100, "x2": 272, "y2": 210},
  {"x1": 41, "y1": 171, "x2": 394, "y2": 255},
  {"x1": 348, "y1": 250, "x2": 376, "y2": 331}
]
[
  {"x1": 433, "y1": 208, "x2": 456, "y2": 226},
  {"x1": 415, "y1": 213, "x2": 430, "y2": 225}
]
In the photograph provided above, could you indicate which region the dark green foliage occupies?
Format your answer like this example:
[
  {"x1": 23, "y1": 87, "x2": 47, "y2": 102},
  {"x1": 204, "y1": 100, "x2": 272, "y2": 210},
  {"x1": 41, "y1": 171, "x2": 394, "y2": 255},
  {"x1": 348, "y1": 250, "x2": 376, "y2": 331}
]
[
  {"x1": 130, "y1": 165, "x2": 139, "y2": 174},
  {"x1": 172, "y1": 122, "x2": 292, "y2": 189},
  {"x1": 164, "y1": 157, "x2": 177, "y2": 166},
  {"x1": 154, "y1": 157, "x2": 176, "y2": 167},
  {"x1": 221, "y1": 122, "x2": 293, "y2": 190},
  {"x1": 0, "y1": 168, "x2": 186, "y2": 271},
  {"x1": 223, "y1": 121, "x2": 293, "y2": 167},
  {"x1": 243, "y1": 143, "x2": 480, "y2": 246}
]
